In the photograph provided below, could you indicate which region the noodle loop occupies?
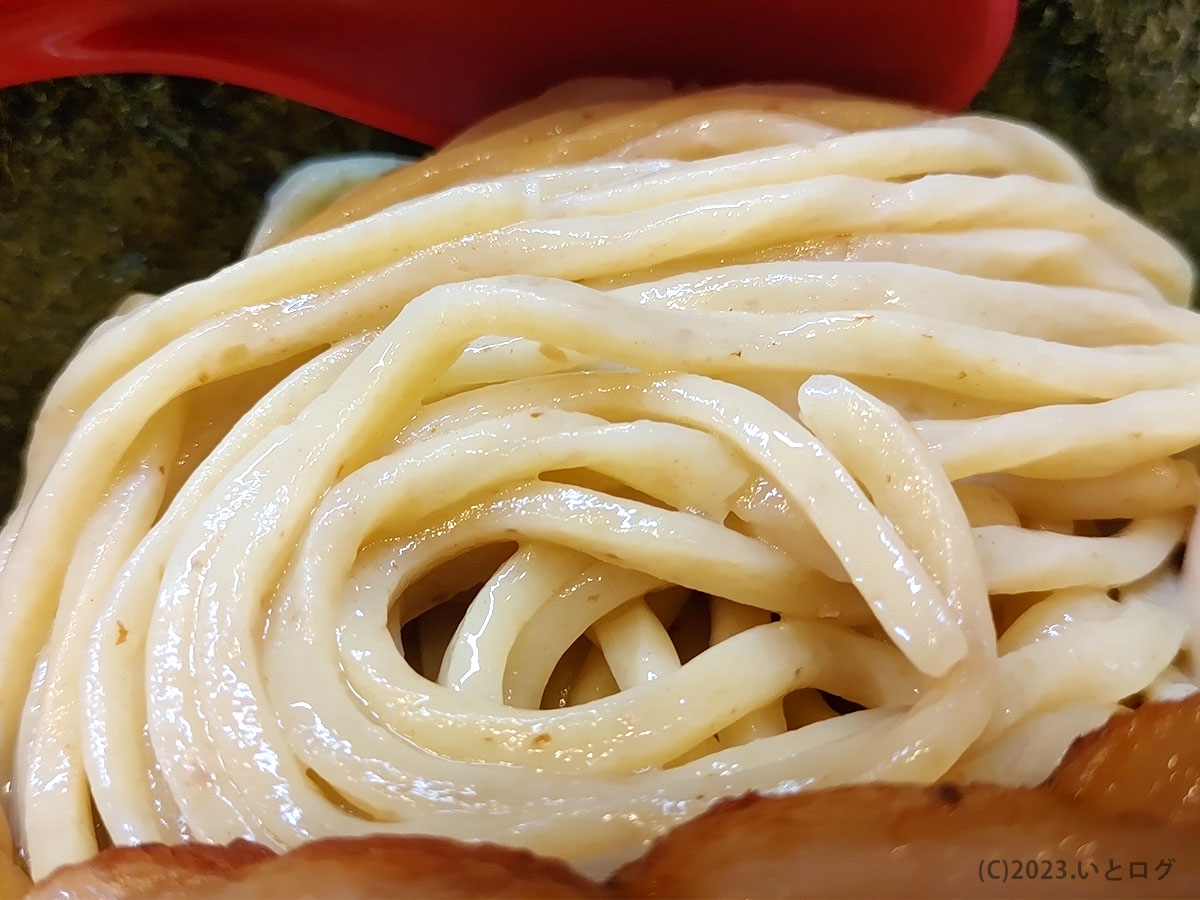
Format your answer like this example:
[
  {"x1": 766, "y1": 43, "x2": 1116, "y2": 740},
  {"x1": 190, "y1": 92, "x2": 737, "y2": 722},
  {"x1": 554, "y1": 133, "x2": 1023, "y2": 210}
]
[{"x1": 0, "y1": 81, "x2": 1196, "y2": 878}]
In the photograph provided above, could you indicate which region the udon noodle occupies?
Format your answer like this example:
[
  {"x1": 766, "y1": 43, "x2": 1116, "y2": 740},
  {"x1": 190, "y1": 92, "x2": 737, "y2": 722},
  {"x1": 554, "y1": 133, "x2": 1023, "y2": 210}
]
[{"x1": 2, "y1": 80, "x2": 1198, "y2": 880}]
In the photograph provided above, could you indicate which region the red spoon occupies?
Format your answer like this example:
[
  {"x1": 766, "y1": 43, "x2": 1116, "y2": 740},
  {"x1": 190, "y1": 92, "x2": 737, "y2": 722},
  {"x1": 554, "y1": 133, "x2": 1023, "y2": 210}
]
[{"x1": 0, "y1": 0, "x2": 1017, "y2": 146}]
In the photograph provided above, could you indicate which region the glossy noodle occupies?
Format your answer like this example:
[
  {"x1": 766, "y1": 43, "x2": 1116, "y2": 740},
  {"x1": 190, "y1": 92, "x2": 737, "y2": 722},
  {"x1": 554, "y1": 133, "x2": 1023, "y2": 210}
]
[{"x1": 1, "y1": 80, "x2": 1197, "y2": 880}]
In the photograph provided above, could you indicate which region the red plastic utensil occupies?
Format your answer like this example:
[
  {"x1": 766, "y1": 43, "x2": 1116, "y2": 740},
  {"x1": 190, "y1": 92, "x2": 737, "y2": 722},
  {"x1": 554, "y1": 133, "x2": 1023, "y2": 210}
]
[{"x1": 0, "y1": 0, "x2": 1017, "y2": 146}]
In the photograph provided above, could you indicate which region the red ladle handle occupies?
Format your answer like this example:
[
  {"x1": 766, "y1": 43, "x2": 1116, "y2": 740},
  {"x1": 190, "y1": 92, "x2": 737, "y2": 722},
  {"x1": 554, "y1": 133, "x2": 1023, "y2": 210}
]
[{"x1": 0, "y1": 0, "x2": 1017, "y2": 145}]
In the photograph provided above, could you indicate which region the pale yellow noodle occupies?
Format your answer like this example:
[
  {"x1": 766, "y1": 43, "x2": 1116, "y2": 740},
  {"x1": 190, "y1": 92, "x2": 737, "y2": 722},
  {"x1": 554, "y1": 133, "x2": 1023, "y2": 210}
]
[{"x1": 1, "y1": 80, "x2": 1197, "y2": 879}]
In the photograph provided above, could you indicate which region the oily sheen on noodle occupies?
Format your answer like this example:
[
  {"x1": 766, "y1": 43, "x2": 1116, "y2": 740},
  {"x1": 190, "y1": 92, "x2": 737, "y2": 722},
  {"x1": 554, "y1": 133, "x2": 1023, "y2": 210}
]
[{"x1": 1, "y1": 80, "x2": 1197, "y2": 880}]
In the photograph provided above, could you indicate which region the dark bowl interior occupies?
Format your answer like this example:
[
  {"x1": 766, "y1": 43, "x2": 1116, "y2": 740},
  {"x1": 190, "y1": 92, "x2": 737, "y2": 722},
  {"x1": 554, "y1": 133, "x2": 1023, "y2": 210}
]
[{"x1": 1, "y1": 0, "x2": 1198, "y2": 513}]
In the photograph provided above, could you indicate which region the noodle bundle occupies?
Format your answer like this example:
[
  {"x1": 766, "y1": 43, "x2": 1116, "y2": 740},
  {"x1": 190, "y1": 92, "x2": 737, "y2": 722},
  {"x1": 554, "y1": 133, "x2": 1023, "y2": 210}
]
[{"x1": 2, "y1": 80, "x2": 1197, "y2": 879}]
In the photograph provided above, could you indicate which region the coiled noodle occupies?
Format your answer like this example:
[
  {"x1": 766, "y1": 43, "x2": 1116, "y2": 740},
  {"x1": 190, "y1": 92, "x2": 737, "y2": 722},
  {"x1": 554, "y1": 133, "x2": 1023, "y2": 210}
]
[{"x1": 2, "y1": 80, "x2": 1197, "y2": 879}]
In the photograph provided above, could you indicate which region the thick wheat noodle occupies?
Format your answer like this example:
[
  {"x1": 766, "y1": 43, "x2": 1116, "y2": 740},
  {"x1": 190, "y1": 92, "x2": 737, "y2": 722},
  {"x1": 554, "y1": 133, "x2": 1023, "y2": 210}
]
[
  {"x1": 1, "y1": 82, "x2": 1198, "y2": 881},
  {"x1": 918, "y1": 386, "x2": 1200, "y2": 479},
  {"x1": 981, "y1": 461, "x2": 1200, "y2": 519},
  {"x1": 295, "y1": 84, "x2": 937, "y2": 234}
]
